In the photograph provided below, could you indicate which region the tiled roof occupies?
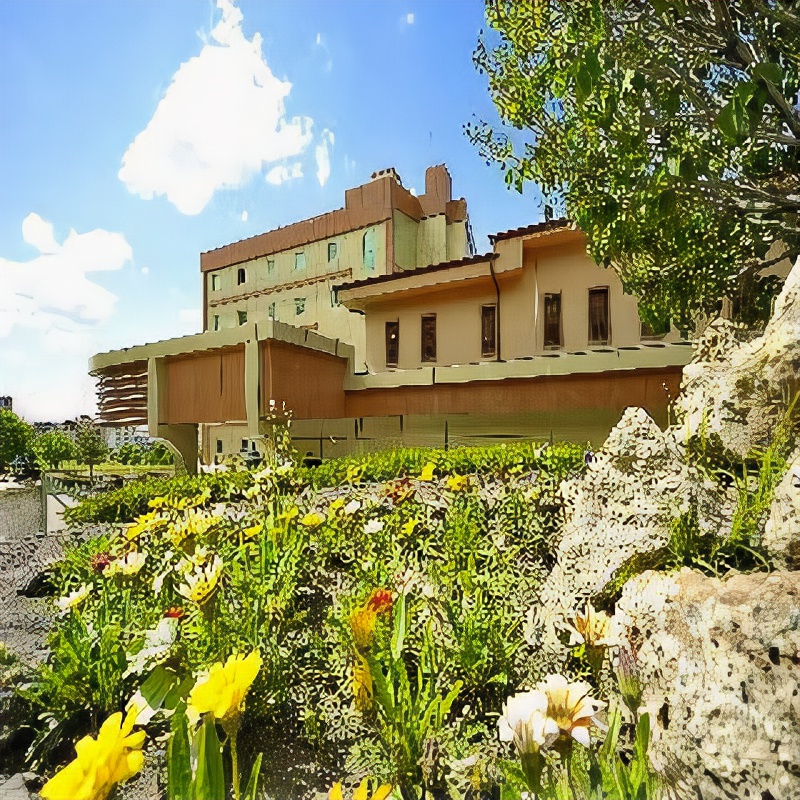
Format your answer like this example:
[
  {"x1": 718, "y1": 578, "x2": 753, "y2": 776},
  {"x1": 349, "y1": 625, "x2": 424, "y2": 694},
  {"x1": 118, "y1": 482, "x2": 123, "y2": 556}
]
[
  {"x1": 334, "y1": 252, "x2": 498, "y2": 293},
  {"x1": 488, "y1": 218, "x2": 572, "y2": 243}
]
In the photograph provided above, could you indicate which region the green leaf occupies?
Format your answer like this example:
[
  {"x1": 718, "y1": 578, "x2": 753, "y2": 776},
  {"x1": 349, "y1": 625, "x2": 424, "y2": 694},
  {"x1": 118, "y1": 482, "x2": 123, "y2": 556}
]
[
  {"x1": 752, "y1": 62, "x2": 783, "y2": 86},
  {"x1": 193, "y1": 716, "x2": 225, "y2": 800},
  {"x1": 391, "y1": 594, "x2": 407, "y2": 661},
  {"x1": 243, "y1": 752, "x2": 263, "y2": 800},
  {"x1": 576, "y1": 66, "x2": 593, "y2": 104},
  {"x1": 140, "y1": 665, "x2": 180, "y2": 711},
  {"x1": 167, "y1": 706, "x2": 192, "y2": 800},
  {"x1": 717, "y1": 98, "x2": 742, "y2": 140}
]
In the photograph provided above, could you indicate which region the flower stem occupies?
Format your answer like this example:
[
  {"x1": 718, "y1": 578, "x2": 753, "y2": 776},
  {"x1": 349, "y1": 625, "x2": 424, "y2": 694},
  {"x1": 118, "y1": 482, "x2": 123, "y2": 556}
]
[{"x1": 231, "y1": 727, "x2": 240, "y2": 800}]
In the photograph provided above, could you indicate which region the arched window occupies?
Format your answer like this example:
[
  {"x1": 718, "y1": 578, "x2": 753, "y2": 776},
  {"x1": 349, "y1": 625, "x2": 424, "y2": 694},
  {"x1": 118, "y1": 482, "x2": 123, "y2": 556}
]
[{"x1": 237, "y1": 267, "x2": 246, "y2": 285}]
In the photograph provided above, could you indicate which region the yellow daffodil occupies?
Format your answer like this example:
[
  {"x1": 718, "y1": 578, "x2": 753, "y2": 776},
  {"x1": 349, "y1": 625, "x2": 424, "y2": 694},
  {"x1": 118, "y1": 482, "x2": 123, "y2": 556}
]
[
  {"x1": 55, "y1": 584, "x2": 92, "y2": 615},
  {"x1": 40, "y1": 708, "x2": 145, "y2": 800},
  {"x1": 352, "y1": 655, "x2": 373, "y2": 713},
  {"x1": 418, "y1": 462, "x2": 436, "y2": 481},
  {"x1": 301, "y1": 511, "x2": 325, "y2": 527},
  {"x1": 349, "y1": 607, "x2": 377, "y2": 653},
  {"x1": 445, "y1": 474, "x2": 468, "y2": 492},
  {"x1": 187, "y1": 650, "x2": 262, "y2": 724},
  {"x1": 328, "y1": 778, "x2": 392, "y2": 800},
  {"x1": 176, "y1": 555, "x2": 223, "y2": 605},
  {"x1": 536, "y1": 674, "x2": 606, "y2": 747}
]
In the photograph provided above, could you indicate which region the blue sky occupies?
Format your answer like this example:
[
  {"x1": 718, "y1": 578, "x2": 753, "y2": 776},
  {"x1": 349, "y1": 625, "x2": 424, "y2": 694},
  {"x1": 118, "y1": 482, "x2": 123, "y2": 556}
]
[{"x1": 0, "y1": 0, "x2": 541, "y2": 422}]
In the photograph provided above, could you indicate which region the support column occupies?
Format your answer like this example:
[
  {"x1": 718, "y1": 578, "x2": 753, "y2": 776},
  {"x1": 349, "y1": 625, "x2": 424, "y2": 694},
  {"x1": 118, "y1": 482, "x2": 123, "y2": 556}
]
[
  {"x1": 156, "y1": 424, "x2": 199, "y2": 476},
  {"x1": 245, "y1": 335, "x2": 261, "y2": 439}
]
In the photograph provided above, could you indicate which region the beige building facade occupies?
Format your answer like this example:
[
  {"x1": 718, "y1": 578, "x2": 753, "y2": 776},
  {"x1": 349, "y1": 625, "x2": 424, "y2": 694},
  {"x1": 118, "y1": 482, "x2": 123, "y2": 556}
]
[{"x1": 89, "y1": 166, "x2": 692, "y2": 471}]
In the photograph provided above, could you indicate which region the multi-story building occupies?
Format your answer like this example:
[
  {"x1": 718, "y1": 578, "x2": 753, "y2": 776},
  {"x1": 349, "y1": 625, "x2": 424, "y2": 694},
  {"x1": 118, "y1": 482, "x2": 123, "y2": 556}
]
[{"x1": 89, "y1": 166, "x2": 692, "y2": 471}]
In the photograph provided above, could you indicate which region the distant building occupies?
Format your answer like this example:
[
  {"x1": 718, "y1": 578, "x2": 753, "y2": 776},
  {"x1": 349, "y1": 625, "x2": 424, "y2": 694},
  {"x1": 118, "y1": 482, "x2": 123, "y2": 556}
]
[
  {"x1": 89, "y1": 165, "x2": 690, "y2": 471},
  {"x1": 0, "y1": 396, "x2": 12, "y2": 412}
]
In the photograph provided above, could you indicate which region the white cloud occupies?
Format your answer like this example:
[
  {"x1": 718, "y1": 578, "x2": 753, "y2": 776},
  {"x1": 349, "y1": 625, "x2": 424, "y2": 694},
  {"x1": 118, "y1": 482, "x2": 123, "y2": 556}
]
[
  {"x1": 119, "y1": 0, "x2": 314, "y2": 215},
  {"x1": 406, "y1": 13, "x2": 415, "y2": 24},
  {"x1": 0, "y1": 213, "x2": 132, "y2": 339},
  {"x1": 141, "y1": 265, "x2": 150, "y2": 275},
  {"x1": 240, "y1": 210, "x2": 248, "y2": 222},
  {"x1": 315, "y1": 129, "x2": 334, "y2": 187},
  {"x1": 265, "y1": 162, "x2": 303, "y2": 185}
]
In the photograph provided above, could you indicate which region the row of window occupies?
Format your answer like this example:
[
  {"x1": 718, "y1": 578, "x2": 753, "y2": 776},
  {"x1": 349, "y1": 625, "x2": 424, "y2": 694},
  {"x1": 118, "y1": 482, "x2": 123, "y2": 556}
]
[
  {"x1": 210, "y1": 298, "x2": 308, "y2": 330},
  {"x1": 544, "y1": 287, "x2": 610, "y2": 348},
  {"x1": 209, "y1": 230, "x2": 378, "y2": 292}
]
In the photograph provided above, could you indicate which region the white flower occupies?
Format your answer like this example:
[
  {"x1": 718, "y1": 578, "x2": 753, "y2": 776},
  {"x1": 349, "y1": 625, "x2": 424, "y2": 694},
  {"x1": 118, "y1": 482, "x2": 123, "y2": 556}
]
[
  {"x1": 55, "y1": 584, "x2": 92, "y2": 615},
  {"x1": 536, "y1": 674, "x2": 606, "y2": 747},
  {"x1": 106, "y1": 551, "x2": 147, "y2": 577},
  {"x1": 123, "y1": 617, "x2": 179, "y2": 677},
  {"x1": 498, "y1": 690, "x2": 559, "y2": 754},
  {"x1": 343, "y1": 499, "x2": 361, "y2": 515},
  {"x1": 125, "y1": 689, "x2": 157, "y2": 726},
  {"x1": 363, "y1": 518, "x2": 384, "y2": 535},
  {"x1": 176, "y1": 555, "x2": 223, "y2": 605}
]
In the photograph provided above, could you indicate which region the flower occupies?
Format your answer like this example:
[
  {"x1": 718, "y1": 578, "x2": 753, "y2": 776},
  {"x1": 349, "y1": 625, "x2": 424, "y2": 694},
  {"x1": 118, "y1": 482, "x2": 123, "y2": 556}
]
[
  {"x1": 498, "y1": 690, "x2": 559, "y2": 754},
  {"x1": 301, "y1": 511, "x2": 325, "y2": 527},
  {"x1": 90, "y1": 552, "x2": 112, "y2": 573},
  {"x1": 243, "y1": 522, "x2": 263, "y2": 539},
  {"x1": 40, "y1": 707, "x2": 145, "y2": 800},
  {"x1": 163, "y1": 606, "x2": 185, "y2": 619},
  {"x1": 187, "y1": 650, "x2": 262, "y2": 724},
  {"x1": 349, "y1": 607, "x2": 377, "y2": 652},
  {"x1": 352, "y1": 655, "x2": 373, "y2": 712},
  {"x1": 400, "y1": 517, "x2": 420, "y2": 537},
  {"x1": 536, "y1": 674, "x2": 606, "y2": 747},
  {"x1": 105, "y1": 551, "x2": 146, "y2": 577},
  {"x1": 445, "y1": 474, "x2": 468, "y2": 492},
  {"x1": 124, "y1": 510, "x2": 164, "y2": 541},
  {"x1": 343, "y1": 499, "x2": 361, "y2": 515},
  {"x1": 568, "y1": 603, "x2": 614, "y2": 649},
  {"x1": 615, "y1": 646, "x2": 643, "y2": 715},
  {"x1": 363, "y1": 518, "x2": 384, "y2": 535},
  {"x1": 366, "y1": 588, "x2": 393, "y2": 614},
  {"x1": 418, "y1": 462, "x2": 436, "y2": 481},
  {"x1": 277, "y1": 505, "x2": 299, "y2": 523},
  {"x1": 328, "y1": 778, "x2": 392, "y2": 800},
  {"x1": 55, "y1": 584, "x2": 92, "y2": 615},
  {"x1": 176, "y1": 555, "x2": 223, "y2": 605},
  {"x1": 327, "y1": 497, "x2": 346, "y2": 517},
  {"x1": 123, "y1": 616, "x2": 179, "y2": 677}
]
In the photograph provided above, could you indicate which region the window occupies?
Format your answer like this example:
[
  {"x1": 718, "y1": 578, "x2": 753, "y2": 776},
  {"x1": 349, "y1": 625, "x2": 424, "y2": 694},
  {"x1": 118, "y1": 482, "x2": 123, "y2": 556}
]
[
  {"x1": 267, "y1": 258, "x2": 275, "y2": 274},
  {"x1": 588, "y1": 287, "x2": 610, "y2": 345},
  {"x1": 295, "y1": 251, "x2": 306, "y2": 270},
  {"x1": 363, "y1": 229, "x2": 376, "y2": 271},
  {"x1": 211, "y1": 273, "x2": 220, "y2": 291},
  {"x1": 385, "y1": 321, "x2": 399, "y2": 367},
  {"x1": 241, "y1": 439, "x2": 248, "y2": 452},
  {"x1": 237, "y1": 310, "x2": 248, "y2": 326},
  {"x1": 268, "y1": 302, "x2": 276, "y2": 320},
  {"x1": 216, "y1": 439, "x2": 223, "y2": 454},
  {"x1": 481, "y1": 305, "x2": 497, "y2": 358},
  {"x1": 237, "y1": 267, "x2": 246, "y2": 285},
  {"x1": 421, "y1": 314, "x2": 437, "y2": 363},
  {"x1": 294, "y1": 297, "x2": 305, "y2": 316},
  {"x1": 328, "y1": 242, "x2": 338, "y2": 262},
  {"x1": 212, "y1": 314, "x2": 220, "y2": 332},
  {"x1": 544, "y1": 293, "x2": 562, "y2": 348}
]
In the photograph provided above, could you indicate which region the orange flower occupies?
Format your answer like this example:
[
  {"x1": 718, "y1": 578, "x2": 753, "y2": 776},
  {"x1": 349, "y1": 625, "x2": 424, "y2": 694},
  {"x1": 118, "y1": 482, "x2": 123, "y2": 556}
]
[{"x1": 366, "y1": 588, "x2": 393, "y2": 614}]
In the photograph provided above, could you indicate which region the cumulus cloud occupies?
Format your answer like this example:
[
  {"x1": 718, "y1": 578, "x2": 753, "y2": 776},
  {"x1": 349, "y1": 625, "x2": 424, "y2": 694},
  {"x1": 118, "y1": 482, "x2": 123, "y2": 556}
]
[
  {"x1": 240, "y1": 210, "x2": 248, "y2": 222},
  {"x1": 119, "y1": 0, "x2": 315, "y2": 214},
  {"x1": 406, "y1": 13, "x2": 415, "y2": 24},
  {"x1": 265, "y1": 162, "x2": 303, "y2": 186},
  {"x1": 315, "y1": 129, "x2": 334, "y2": 187},
  {"x1": 0, "y1": 213, "x2": 132, "y2": 338}
]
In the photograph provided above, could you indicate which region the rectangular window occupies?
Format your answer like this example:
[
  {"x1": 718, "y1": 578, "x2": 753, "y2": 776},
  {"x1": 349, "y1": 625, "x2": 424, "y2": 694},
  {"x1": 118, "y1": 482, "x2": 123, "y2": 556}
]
[
  {"x1": 544, "y1": 293, "x2": 562, "y2": 348},
  {"x1": 294, "y1": 297, "x2": 305, "y2": 316},
  {"x1": 216, "y1": 439, "x2": 223, "y2": 454},
  {"x1": 588, "y1": 287, "x2": 610, "y2": 345},
  {"x1": 363, "y1": 229, "x2": 376, "y2": 271},
  {"x1": 327, "y1": 242, "x2": 338, "y2": 262},
  {"x1": 212, "y1": 314, "x2": 220, "y2": 331},
  {"x1": 385, "y1": 321, "x2": 399, "y2": 367},
  {"x1": 241, "y1": 439, "x2": 248, "y2": 452},
  {"x1": 295, "y1": 251, "x2": 306, "y2": 270},
  {"x1": 268, "y1": 302, "x2": 276, "y2": 319},
  {"x1": 237, "y1": 310, "x2": 248, "y2": 326},
  {"x1": 421, "y1": 314, "x2": 437, "y2": 363},
  {"x1": 481, "y1": 305, "x2": 497, "y2": 358},
  {"x1": 211, "y1": 274, "x2": 220, "y2": 291},
  {"x1": 267, "y1": 258, "x2": 275, "y2": 274},
  {"x1": 237, "y1": 267, "x2": 246, "y2": 285}
]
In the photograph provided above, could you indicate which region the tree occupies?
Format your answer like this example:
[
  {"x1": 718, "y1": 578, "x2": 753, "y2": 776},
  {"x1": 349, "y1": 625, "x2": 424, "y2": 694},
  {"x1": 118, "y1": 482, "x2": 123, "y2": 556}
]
[
  {"x1": 0, "y1": 409, "x2": 34, "y2": 471},
  {"x1": 74, "y1": 420, "x2": 109, "y2": 480},
  {"x1": 33, "y1": 430, "x2": 76, "y2": 471},
  {"x1": 468, "y1": 0, "x2": 799, "y2": 330}
]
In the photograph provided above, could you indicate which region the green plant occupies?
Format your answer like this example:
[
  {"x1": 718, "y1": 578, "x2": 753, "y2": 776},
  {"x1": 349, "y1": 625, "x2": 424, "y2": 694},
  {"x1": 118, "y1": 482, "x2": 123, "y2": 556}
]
[
  {"x1": 74, "y1": 420, "x2": 109, "y2": 480},
  {"x1": 0, "y1": 409, "x2": 34, "y2": 470},
  {"x1": 33, "y1": 430, "x2": 75, "y2": 470}
]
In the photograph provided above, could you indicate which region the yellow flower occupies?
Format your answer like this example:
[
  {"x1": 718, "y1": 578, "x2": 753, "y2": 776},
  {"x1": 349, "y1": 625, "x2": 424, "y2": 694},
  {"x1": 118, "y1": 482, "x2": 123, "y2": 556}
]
[
  {"x1": 187, "y1": 650, "x2": 262, "y2": 724},
  {"x1": 176, "y1": 555, "x2": 223, "y2": 605},
  {"x1": 328, "y1": 497, "x2": 346, "y2": 517},
  {"x1": 352, "y1": 655, "x2": 373, "y2": 713},
  {"x1": 349, "y1": 607, "x2": 377, "y2": 653},
  {"x1": 536, "y1": 674, "x2": 606, "y2": 747},
  {"x1": 418, "y1": 462, "x2": 436, "y2": 481},
  {"x1": 55, "y1": 584, "x2": 92, "y2": 615},
  {"x1": 277, "y1": 505, "x2": 299, "y2": 523},
  {"x1": 401, "y1": 518, "x2": 420, "y2": 536},
  {"x1": 105, "y1": 551, "x2": 146, "y2": 578},
  {"x1": 243, "y1": 522, "x2": 263, "y2": 539},
  {"x1": 445, "y1": 474, "x2": 468, "y2": 492},
  {"x1": 40, "y1": 708, "x2": 145, "y2": 800},
  {"x1": 570, "y1": 604, "x2": 614, "y2": 648},
  {"x1": 301, "y1": 511, "x2": 325, "y2": 527},
  {"x1": 329, "y1": 778, "x2": 392, "y2": 800},
  {"x1": 124, "y1": 510, "x2": 164, "y2": 541}
]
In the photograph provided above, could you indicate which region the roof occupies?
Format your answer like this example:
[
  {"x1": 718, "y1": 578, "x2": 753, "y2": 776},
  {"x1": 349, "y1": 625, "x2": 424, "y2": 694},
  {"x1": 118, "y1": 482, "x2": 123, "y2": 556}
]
[
  {"x1": 489, "y1": 218, "x2": 572, "y2": 244},
  {"x1": 334, "y1": 252, "x2": 498, "y2": 293}
]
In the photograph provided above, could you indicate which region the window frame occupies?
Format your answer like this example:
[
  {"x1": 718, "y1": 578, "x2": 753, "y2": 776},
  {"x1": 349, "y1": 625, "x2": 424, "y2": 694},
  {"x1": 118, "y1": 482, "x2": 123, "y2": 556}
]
[
  {"x1": 212, "y1": 314, "x2": 220, "y2": 332},
  {"x1": 211, "y1": 273, "x2": 220, "y2": 291},
  {"x1": 237, "y1": 310, "x2": 248, "y2": 326},
  {"x1": 237, "y1": 267, "x2": 246, "y2": 285},
  {"x1": 385, "y1": 320, "x2": 400, "y2": 367},
  {"x1": 268, "y1": 302, "x2": 276, "y2": 320},
  {"x1": 267, "y1": 258, "x2": 275, "y2": 274},
  {"x1": 294, "y1": 297, "x2": 306, "y2": 316},
  {"x1": 327, "y1": 242, "x2": 338, "y2": 262},
  {"x1": 543, "y1": 292, "x2": 563, "y2": 349},
  {"x1": 480, "y1": 304, "x2": 497, "y2": 358},
  {"x1": 294, "y1": 251, "x2": 306, "y2": 271},
  {"x1": 420, "y1": 314, "x2": 437, "y2": 363},
  {"x1": 588, "y1": 286, "x2": 611, "y2": 346}
]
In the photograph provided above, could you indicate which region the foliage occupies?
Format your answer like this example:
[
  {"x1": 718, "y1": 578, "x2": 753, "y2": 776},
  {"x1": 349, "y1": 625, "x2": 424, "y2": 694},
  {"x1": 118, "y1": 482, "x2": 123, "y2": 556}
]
[
  {"x1": 0, "y1": 409, "x2": 34, "y2": 470},
  {"x1": 110, "y1": 442, "x2": 174, "y2": 467},
  {"x1": 74, "y1": 420, "x2": 110, "y2": 480},
  {"x1": 33, "y1": 430, "x2": 76, "y2": 470},
  {"x1": 469, "y1": 0, "x2": 799, "y2": 329}
]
